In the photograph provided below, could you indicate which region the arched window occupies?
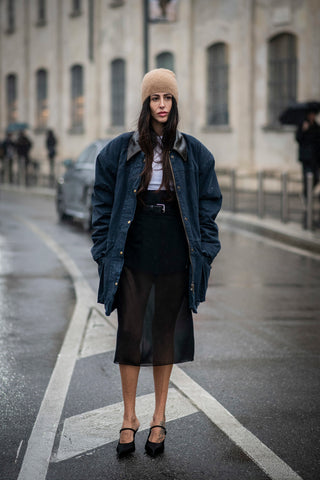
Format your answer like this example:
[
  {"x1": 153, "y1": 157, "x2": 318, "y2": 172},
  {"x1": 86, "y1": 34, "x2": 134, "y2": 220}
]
[
  {"x1": 37, "y1": 0, "x2": 46, "y2": 23},
  {"x1": 71, "y1": 0, "x2": 81, "y2": 15},
  {"x1": 6, "y1": 74, "x2": 18, "y2": 124},
  {"x1": 156, "y1": 51, "x2": 175, "y2": 72},
  {"x1": 71, "y1": 65, "x2": 84, "y2": 129},
  {"x1": 268, "y1": 33, "x2": 297, "y2": 125},
  {"x1": 111, "y1": 59, "x2": 125, "y2": 126},
  {"x1": 207, "y1": 42, "x2": 229, "y2": 125},
  {"x1": 36, "y1": 69, "x2": 48, "y2": 128},
  {"x1": 7, "y1": 0, "x2": 15, "y2": 32}
]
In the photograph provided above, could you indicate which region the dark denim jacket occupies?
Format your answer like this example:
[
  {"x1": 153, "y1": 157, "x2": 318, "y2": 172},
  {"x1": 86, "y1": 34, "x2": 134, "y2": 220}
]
[{"x1": 91, "y1": 130, "x2": 222, "y2": 315}]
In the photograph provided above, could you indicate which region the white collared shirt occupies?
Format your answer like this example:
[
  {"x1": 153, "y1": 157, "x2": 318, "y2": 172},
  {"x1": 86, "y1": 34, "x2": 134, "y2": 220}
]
[{"x1": 148, "y1": 140, "x2": 164, "y2": 190}]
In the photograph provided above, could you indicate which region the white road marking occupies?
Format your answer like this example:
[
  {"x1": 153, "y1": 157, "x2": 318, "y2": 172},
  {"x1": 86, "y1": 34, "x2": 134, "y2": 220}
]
[
  {"x1": 52, "y1": 388, "x2": 197, "y2": 462},
  {"x1": 15, "y1": 440, "x2": 24, "y2": 464},
  {"x1": 170, "y1": 367, "x2": 303, "y2": 480},
  {"x1": 16, "y1": 218, "x2": 97, "y2": 480},
  {"x1": 79, "y1": 307, "x2": 116, "y2": 358},
  {"x1": 17, "y1": 218, "x2": 305, "y2": 480}
]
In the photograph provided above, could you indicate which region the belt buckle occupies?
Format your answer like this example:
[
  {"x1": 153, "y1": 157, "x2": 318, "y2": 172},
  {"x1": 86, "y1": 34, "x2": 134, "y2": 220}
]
[{"x1": 156, "y1": 203, "x2": 166, "y2": 213}]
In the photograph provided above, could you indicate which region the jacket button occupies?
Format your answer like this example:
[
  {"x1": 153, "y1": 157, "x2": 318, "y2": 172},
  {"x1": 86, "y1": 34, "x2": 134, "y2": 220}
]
[
  {"x1": 191, "y1": 248, "x2": 194, "y2": 252},
  {"x1": 115, "y1": 282, "x2": 118, "y2": 286},
  {"x1": 184, "y1": 217, "x2": 188, "y2": 221},
  {"x1": 133, "y1": 189, "x2": 137, "y2": 193},
  {"x1": 177, "y1": 185, "x2": 181, "y2": 190},
  {"x1": 128, "y1": 220, "x2": 131, "y2": 224},
  {"x1": 171, "y1": 155, "x2": 174, "y2": 159},
  {"x1": 120, "y1": 251, "x2": 123, "y2": 255}
]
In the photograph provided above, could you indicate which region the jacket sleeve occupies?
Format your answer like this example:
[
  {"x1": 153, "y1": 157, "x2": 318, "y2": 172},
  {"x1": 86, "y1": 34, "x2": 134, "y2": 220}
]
[
  {"x1": 91, "y1": 142, "x2": 119, "y2": 263},
  {"x1": 198, "y1": 143, "x2": 222, "y2": 263}
]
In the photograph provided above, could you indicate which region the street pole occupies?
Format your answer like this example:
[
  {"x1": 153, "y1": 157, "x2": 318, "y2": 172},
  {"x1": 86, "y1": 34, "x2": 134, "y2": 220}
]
[
  {"x1": 257, "y1": 170, "x2": 264, "y2": 218},
  {"x1": 230, "y1": 169, "x2": 236, "y2": 213},
  {"x1": 306, "y1": 172, "x2": 313, "y2": 230},
  {"x1": 281, "y1": 172, "x2": 288, "y2": 223},
  {"x1": 143, "y1": 0, "x2": 149, "y2": 73}
]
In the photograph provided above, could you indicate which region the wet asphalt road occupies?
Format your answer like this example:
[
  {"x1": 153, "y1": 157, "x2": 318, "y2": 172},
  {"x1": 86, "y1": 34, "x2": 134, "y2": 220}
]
[{"x1": 0, "y1": 188, "x2": 319, "y2": 480}]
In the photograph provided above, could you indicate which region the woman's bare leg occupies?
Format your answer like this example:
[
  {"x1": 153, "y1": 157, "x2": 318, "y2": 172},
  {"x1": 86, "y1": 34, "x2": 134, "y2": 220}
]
[
  {"x1": 149, "y1": 364, "x2": 173, "y2": 442},
  {"x1": 119, "y1": 364, "x2": 140, "y2": 443}
]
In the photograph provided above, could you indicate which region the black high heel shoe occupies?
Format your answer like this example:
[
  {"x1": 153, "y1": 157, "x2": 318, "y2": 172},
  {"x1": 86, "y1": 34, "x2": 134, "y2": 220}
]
[
  {"x1": 116, "y1": 427, "x2": 138, "y2": 457},
  {"x1": 145, "y1": 425, "x2": 166, "y2": 457}
]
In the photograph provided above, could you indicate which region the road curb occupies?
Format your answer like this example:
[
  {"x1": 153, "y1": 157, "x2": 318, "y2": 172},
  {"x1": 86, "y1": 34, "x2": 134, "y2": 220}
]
[
  {"x1": 220, "y1": 211, "x2": 320, "y2": 255},
  {"x1": 0, "y1": 183, "x2": 55, "y2": 198}
]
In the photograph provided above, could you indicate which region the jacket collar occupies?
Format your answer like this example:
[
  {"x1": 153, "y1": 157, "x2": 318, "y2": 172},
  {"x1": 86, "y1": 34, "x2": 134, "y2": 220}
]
[{"x1": 126, "y1": 130, "x2": 188, "y2": 162}]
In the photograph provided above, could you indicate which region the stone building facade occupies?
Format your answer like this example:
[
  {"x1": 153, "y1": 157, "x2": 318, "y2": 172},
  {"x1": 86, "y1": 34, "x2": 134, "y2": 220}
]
[{"x1": 0, "y1": 0, "x2": 319, "y2": 176}]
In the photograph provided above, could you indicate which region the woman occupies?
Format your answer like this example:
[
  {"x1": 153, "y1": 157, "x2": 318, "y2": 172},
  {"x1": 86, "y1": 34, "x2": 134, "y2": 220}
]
[{"x1": 91, "y1": 68, "x2": 222, "y2": 457}]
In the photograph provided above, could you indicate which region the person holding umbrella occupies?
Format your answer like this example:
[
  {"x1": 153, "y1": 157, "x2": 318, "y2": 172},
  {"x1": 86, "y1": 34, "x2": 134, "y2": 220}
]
[{"x1": 295, "y1": 107, "x2": 320, "y2": 201}]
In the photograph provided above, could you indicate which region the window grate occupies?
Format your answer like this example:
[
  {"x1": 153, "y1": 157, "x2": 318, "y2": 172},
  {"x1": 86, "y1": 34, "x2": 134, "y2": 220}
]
[
  {"x1": 71, "y1": 65, "x2": 84, "y2": 128},
  {"x1": 111, "y1": 59, "x2": 125, "y2": 126},
  {"x1": 156, "y1": 52, "x2": 175, "y2": 72},
  {"x1": 6, "y1": 74, "x2": 18, "y2": 124},
  {"x1": 36, "y1": 69, "x2": 48, "y2": 128},
  {"x1": 207, "y1": 43, "x2": 229, "y2": 126},
  {"x1": 268, "y1": 33, "x2": 297, "y2": 126},
  {"x1": 38, "y1": 0, "x2": 46, "y2": 22},
  {"x1": 7, "y1": 0, "x2": 15, "y2": 32}
]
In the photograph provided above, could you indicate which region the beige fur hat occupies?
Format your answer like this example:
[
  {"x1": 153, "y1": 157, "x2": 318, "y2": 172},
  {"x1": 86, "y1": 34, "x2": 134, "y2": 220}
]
[{"x1": 141, "y1": 68, "x2": 178, "y2": 104}]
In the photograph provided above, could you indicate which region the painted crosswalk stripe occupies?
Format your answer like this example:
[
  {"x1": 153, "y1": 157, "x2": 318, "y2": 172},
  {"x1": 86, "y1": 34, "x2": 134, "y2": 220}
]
[
  {"x1": 79, "y1": 307, "x2": 116, "y2": 358},
  {"x1": 52, "y1": 388, "x2": 197, "y2": 462}
]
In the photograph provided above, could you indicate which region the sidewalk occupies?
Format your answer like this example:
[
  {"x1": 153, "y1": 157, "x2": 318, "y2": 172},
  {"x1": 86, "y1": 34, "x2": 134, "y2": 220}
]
[
  {"x1": 2, "y1": 182, "x2": 320, "y2": 256},
  {"x1": 220, "y1": 210, "x2": 320, "y2": 255},
  {"x1": 0, "y1": 182, "x2": 56, "y2": 199},
  {"x1": 219, "y1": 185, "x2": 320, "y2": 255}
]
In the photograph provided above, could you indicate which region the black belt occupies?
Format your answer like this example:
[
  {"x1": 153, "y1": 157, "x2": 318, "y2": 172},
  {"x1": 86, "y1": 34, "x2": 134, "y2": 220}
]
[
  {"x1": 143, "y1": 203, "x2": 166, "y2": 214},
  {"x1": 140, "y1": 203, "x2": 178, "y2": 215}
]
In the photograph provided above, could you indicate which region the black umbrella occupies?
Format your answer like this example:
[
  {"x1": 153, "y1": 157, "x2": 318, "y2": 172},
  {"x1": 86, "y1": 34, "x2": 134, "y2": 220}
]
[
  {"x1": 6, "y1": 122, "x2": 29, "y2": 133},
  {"x1": 279, "y1": 101, "x2": 320, "y2": 126}
]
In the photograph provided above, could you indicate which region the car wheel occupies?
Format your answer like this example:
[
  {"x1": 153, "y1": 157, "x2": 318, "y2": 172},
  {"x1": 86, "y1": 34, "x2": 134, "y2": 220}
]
[{"x1": 56, "y1": 197, "x2": 68, "y2": 222}]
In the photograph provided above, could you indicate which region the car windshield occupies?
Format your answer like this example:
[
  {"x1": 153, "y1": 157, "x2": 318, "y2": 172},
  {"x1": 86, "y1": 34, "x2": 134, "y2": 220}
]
[{"x1": 75, "y1": 145, "x2": 97, "y2": 167}]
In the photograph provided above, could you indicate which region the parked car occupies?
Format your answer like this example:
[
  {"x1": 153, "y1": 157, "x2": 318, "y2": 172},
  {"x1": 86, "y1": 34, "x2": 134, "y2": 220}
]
[{"x1": 56, "y1": 139, "x2": 111, "y2": 230}]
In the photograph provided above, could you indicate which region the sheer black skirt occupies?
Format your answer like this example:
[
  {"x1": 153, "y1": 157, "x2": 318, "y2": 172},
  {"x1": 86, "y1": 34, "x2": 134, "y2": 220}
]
[{"x1": 114, "y1": 191, "x2": 194, "y2": 366}]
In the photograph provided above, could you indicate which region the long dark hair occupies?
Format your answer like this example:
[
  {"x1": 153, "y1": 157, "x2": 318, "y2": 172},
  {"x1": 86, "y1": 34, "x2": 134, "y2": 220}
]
[{"x1": 137, "y1": 96, "x2": 179, "y2": 195}]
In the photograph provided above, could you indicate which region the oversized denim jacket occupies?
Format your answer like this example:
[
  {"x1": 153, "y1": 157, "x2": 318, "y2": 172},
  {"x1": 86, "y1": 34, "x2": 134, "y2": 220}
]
[{"x1": 91, "y1": 130, "x2": 222, "y2": 315}]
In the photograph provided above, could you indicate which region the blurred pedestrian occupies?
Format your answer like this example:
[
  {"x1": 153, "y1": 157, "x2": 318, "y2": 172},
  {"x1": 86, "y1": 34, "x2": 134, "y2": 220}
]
[
  {"x1": 16, "y1": 130, "x2": 32, "y2": 186},
  {"x1": 91, "y1": 68, "x2": 222, "y2": 458},
  {"x1": 1, "y1": 132, "x2": 16, "y2": 183},
  {"x1": 46, "y1": 129, "x2": 57, "y2": 186},
  {"x1": 295, "y1": 109, "x2": 320, "y2": 199}
]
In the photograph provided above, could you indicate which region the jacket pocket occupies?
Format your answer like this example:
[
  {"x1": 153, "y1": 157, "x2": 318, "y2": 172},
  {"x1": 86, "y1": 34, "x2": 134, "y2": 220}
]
[
  {"x1": 198, "y1": 256, "x2": 211, "y2": 303},
  {"x1": 193, "y1": 249, "x2": 212, "y2": 305},
  {"x1": 97, "y1": 243, "x2": 114, "y2": 303},
  {"x1": 97, "y1": 259, "x2": 106, "y2": 303}
]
